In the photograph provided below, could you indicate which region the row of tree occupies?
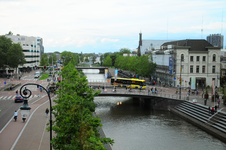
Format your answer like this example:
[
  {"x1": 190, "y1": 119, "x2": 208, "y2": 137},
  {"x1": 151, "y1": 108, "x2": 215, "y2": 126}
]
[
  {"x1": 0, "y1": 35, "x2": 26, "y2": 72},
  {"x1": 101, "y1": 48, "x2": 156, "y2": 77},
  {"x1": 50, "y1": 62, "x2": 114, "y2": 149}
]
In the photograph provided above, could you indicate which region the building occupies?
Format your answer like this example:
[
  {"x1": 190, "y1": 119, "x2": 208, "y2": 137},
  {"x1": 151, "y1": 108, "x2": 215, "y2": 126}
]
[
  {"x1": 152, "y1": 39, "x2": 221, "y2": 88},
  {"x1": 137, "y1": 32, "x2": 172, "y2": 56},
  {"x1": 5, "y1": 34, "x2": 44, "y2": 73},
  {"x1": 207, "y1": 34, "x2": 224, "y2": 48}
]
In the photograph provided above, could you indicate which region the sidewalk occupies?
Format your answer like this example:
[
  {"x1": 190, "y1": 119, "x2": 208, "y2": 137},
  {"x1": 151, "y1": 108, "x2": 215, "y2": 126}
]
[{"x1": 0, "y1": 95, "x2": 52, "y2": 150}]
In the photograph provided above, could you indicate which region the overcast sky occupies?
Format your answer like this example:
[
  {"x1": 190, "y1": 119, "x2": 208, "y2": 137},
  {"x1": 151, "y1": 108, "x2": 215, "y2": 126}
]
[{"x1": 0, "y1": 0, "x2": 225, "y2": 53}]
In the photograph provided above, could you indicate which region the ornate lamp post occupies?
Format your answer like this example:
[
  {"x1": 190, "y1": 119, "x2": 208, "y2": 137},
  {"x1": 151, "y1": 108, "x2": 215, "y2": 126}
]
[
  {"x1": 20, "y1": 98, "x2": 31, "y2": 122},
  {"x1": 19, "y1": 83, "x2": 53, "y2": 150}
]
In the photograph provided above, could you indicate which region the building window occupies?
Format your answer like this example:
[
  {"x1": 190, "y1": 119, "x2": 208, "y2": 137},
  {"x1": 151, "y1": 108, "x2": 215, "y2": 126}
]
[
  {"x1": 196, "y1": 66, "x2": 199, "y2": 73},
  {"x1": 202, "y1": 66, "x2": 205, "y2": 73},
  {"x1": 190, "y1": 65, "x2": 193, "y2": 73},
  {"x1": 203, "y1": 56, "x2": 206, "y2": 61},
  {"x1": 212, "y1": 66, "x2": 215, "y2": 73},
  {"x1": 190, "y1": 56, "x2": 193, "y2": 61},
  {"x1": 181, "y1": 54, "x2": 184, "y2": 61},
  {"x1": 213, "y1": 54, "x2": 216, "y2": 62},
  {"x1": 197, "y1": 56, "x2": 200, "y2": 61},
  {"x1": 212, "y1": 78, "x2": 215, "y2": 81}
]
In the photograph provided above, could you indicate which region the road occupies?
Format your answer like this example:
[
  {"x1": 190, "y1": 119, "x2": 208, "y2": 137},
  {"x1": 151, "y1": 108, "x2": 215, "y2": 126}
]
[{"x1": 0, "y1": 69, "x2": 49, "y2": 132}]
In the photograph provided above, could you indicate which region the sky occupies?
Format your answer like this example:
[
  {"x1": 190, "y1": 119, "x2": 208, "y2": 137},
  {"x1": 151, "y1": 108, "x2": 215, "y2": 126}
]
[{"x1": 0, "y1": 0, "x2": 226, "y2": 54}]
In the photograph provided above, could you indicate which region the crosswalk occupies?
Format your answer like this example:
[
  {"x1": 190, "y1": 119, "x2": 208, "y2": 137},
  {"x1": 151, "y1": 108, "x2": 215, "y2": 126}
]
[{"x1": 0, "y1": 95, "x2": 39, "y2": 101}]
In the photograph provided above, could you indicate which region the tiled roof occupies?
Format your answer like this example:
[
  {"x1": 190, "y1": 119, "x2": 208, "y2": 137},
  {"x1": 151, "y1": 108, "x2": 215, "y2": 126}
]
[{"x1": 162, "y1": 39, "x2": 213, "y2": 51}]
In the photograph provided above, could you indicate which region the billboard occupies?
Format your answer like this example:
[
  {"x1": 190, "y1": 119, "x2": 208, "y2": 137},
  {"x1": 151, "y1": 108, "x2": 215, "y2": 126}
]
[
  {"x1": 191, "y1": 77, "x2": 196, "y2": 89},
  {"x1": 169, "y1": 57, "x2": 173, "y2": 75}
]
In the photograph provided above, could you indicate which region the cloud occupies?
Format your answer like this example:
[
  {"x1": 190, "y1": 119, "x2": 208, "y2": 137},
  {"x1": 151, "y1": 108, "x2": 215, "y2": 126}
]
[{"x1": 101, "y1": 38, "x2": 119, "y2": 43}]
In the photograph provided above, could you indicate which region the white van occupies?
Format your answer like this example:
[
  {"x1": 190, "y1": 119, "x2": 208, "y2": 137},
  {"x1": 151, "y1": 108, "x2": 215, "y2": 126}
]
[{"x1": 34, "y1": 71, "x2": 41, "y2": 78}]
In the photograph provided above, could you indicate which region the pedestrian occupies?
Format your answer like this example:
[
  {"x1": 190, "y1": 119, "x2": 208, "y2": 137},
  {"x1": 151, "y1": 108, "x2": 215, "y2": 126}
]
[
  {"x1": 202, "y1": 91, "x2": 204, "y2": 98},
  {"x1": 215, "y1": 105, "x2": 218, "y2": 112},
  {"x1": 39, "y1": 86, "x2": 42, "y2": 92},
  {"x1": 196, "y1": 89, "x2": 198, "y2": 95},
  {"x1": 155, "y1": 88, "x2": 157, "y2": 94},
  {"x1": 211, "y1": 107, "x2": 215, "y2": 115},
  {"x1": 16, "y1": 90, "x2": 18, "y2": 96},
  {"x1": 148, "y1": 88, "x2": 150, "y2": 95},
  {"x1": 14, "y1": 110, "x2": 18, "y2": 121},
  {"x1": 208, "y1": 106, "x2": 211, "y2": 115},
  {"x1": 217, "y1": 99, "x2": 220, "y2": 108},
  {"x1": 45, "y1": 108, "x2": 49, "y2": 117},
  {"x1": 204, "y1": 99, "x2": 207, "y2": 105},
  {"x1": 102, "y1": 86, "x2": 104, "y2": 92},
  {"x1": 140, "y1": 86, "x2": 142, "y2": 91}
]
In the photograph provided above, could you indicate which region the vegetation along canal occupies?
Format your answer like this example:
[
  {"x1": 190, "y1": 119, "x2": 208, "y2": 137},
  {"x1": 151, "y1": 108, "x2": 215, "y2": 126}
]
[{"x1": 85, "y1": 69, "x2": 226, "y2": 150}]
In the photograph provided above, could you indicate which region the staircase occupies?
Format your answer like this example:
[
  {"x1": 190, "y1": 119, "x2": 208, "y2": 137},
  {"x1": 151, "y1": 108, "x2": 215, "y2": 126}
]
[{"x1": 175, "y1": 101, "x2": 226, "y2": 134}]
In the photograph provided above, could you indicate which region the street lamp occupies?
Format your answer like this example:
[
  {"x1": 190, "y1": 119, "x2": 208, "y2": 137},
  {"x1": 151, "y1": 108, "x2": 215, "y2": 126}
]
[
  {"x1": 179, "y1": 56, "x2": 184, "y2": 99},
  {"x1": 20, "y1": 98, "x2": 31, "y2": 122},
  {"x1": 19, "y1": 83, "x2": 53, "y2": 150}
]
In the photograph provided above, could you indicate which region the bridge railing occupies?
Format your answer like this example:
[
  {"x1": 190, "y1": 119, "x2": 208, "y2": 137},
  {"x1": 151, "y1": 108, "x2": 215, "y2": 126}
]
[{"x1": 92, "y1": 88, "x2": 189, "y2": 100}]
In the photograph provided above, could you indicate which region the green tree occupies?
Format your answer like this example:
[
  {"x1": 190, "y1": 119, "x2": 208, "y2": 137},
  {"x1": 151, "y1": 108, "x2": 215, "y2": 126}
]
[
  {"x1": 40, "y1": 53, "x2": 49, "y2": 71},
  {"x1": 7, "y1": 43, "x2": 26, "y2": 72},
  {"x1": 92, "y1": 56, "x2": 96, "y2": 64},
  {"x1": 85, "y1": 57, "x2": 89, "y2": 62},
  {"x1": 8, "y1": 31, "x2": 13, "y2": 35},
  {"x1": 100, "y1": 55, "x2": 104, "y2": 66},
  {"x1": 50, "y1": 62, "x2": 114, "y2": 149},
  {"x1": 79, "y1": 52, "x2": 84, "y2": 63},
  {"x1": 0, "y1": 35, "x2": 13, "y2": 68},
  {"x1": 48, "y1": 53, "x2": 57, "y2": 66},
  {"x1": 119, "y1": 48, "x2": 131, "y2": 55},
  {"x1": 103, "y1": 56, "x2": 112, "y2": 67}
]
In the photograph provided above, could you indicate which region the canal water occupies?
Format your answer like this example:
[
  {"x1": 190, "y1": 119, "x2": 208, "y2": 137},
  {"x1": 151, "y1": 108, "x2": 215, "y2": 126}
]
[{"x1": 84, "y1": 69, "x2": 226, "y2": 150}]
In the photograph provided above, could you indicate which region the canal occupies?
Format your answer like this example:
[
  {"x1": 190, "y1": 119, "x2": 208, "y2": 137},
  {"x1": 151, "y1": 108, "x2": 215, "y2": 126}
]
[{"x1": 84, "y1": 69, "x2": 226, "y2": 150}]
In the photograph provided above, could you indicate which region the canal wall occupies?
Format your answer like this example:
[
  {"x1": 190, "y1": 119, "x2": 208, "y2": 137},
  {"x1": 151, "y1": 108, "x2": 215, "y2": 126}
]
[
  {"x1": 170, "y1": 108, "x2": 226, "y2": 143},
  {"x1": 136, "y1": 97, "x2": 184, "y2": 110},
  {"x1": 138, "y1": 97, "x2": 226, "y2": 143}
]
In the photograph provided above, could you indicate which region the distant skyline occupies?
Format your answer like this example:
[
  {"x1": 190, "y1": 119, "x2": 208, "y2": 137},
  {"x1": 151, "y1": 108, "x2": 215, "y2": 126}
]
[{"x1": 0, "y1": 0, "x2": 225, "y2": 53}]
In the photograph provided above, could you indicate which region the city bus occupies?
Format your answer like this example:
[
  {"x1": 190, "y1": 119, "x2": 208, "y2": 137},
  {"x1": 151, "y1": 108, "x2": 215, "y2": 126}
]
[{"x1": 110, "y1": 77, "x2": 146, "y2": 89}]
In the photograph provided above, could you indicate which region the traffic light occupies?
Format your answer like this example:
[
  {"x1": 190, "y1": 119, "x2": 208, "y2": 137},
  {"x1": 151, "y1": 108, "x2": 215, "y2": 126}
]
[{"x1": 44, "y1": 65, "x2": 46, "y2": 69}]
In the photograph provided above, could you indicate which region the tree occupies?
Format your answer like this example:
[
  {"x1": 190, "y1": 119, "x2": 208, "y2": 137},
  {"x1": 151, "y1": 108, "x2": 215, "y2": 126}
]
[
  {"x1": 119, "y1": 48, "x2": 131, "y2": 55},
  {"x1": 79, "y1": 52, "x2": 84, "y2": 63},
  {"x1": 100, "y1": 55, "x2": 104, "y2": 66},
  {"x1": 54, "y1": 51, "x2": 61, "y2": 54},
  {"x1": 40, "y1": 53, "x2": 49, "y2": 71},
  {"x1": 50, "y1": 62, "x2": 114, "y2": 149},
  {"x1": 8, "y1": 31, "x2": 13, "y2": 35},
  {"x1": 103, "y1": 56, "x2": 112, "y2": 67},
  {"x1": 0, "y1": 35, "x2": 13, "y2": 68},
  {"x1": 48, "y1": 53, "x2": 57, "y2": 66},
  {"x1": 92, "y1": 56, "x2": 96, "y2": 64},
  {"x1": 7, "y1": 43, "x2": 26, "y2": 72},
  {"x1": 85, "y1": 57, "x2": 89, "y2": 62}
]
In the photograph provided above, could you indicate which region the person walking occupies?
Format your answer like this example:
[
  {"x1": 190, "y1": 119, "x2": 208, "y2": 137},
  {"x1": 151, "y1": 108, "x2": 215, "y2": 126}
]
[
  {"x1": 39, "y1": 86, "x2": 42, "y2": 92},
  {"x1": 217, "y1": 99, "x2": 220, "y2": 108},
  {"x1": 45, "y1": 108, "x2": 49, "y2": 117},
  {"x1": 16, "y1": 90, "x2": 18, "y2": 96},
  {"x1": 14, "y1": 110, "x2": 18, "y2": 121},
  {"x1": 208, "y1": 106, "x2": 211, "y2": 115}
]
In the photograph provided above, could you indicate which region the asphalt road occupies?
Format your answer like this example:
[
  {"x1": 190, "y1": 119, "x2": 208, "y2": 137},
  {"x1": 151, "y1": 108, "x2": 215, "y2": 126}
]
[{"x1": 0, "y1": 100, "x2": 22, "y2": 131}]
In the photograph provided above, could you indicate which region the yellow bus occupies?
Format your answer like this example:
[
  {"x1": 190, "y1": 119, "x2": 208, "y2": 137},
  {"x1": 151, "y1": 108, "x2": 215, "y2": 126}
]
[{"x1": 111, "y1": 77, "x2": 146, "y2": 89}]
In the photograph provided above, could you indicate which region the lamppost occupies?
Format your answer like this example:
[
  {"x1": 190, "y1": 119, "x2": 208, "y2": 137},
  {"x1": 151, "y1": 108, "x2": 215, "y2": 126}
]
[
  {"x1": 19, "y1": 83, "x2": 53, "y2": 150},
  {"x1": 179, "y1": 57, "x2": 184, "y2": 99}
]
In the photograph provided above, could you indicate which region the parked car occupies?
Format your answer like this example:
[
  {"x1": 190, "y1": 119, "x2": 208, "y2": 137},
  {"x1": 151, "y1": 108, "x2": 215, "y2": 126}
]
[{"x1": 15, "y1": 95, "x2": 23, "y2": 103}]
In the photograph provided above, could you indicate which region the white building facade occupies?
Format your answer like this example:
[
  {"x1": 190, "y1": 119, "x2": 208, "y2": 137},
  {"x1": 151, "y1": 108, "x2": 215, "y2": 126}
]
[
  {"x1": 152, "y1": 40, "x2": 221, "y2": 88},
  {"x1": 5, "y1": 34, "x2": 44, "y2": 73}
]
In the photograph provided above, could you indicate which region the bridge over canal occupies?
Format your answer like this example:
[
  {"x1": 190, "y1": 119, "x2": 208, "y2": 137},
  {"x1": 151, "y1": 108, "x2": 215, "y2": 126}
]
[{"x1": 76, "y1": 67, "x2": 108, "y2": 74}]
